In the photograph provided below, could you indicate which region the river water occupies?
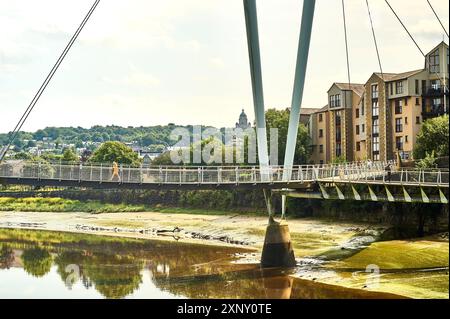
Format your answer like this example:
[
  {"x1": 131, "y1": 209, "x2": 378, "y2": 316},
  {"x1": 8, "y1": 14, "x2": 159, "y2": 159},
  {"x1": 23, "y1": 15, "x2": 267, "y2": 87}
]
[{"x1": 0, "y1": 228, "x2": 447, "y2": 299}]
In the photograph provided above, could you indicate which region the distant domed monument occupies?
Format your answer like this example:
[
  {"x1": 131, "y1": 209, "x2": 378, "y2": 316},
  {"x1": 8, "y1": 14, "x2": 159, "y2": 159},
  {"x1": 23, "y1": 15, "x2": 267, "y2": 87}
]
[{"x1": 235, "y1": 109, "x2": 252, "y2": 130}]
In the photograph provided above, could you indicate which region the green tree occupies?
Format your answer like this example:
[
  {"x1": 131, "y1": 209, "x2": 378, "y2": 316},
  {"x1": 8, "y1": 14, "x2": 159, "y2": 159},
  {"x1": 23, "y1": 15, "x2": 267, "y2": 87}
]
[
  {"x1": 62, "y1": 148, "x2": 78, "y2": 162},
  {"x1": 416, "y1": 151, "x2": 438, "y2": 169},
  {"x1": 90, "y1": 141, "x2": 141, "y2": 165},
  {"x1": 265, "y1": 108, "x2": 311, "y2": 165},
  {"x1": 413, "y1": 115, "x2": 449, "y2": 160}
]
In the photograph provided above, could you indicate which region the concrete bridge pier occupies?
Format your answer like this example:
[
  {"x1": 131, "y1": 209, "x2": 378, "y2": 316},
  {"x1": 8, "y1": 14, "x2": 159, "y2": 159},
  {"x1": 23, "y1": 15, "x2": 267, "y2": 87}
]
[{"x1": 261, "y1": 190, "x2": 296, "y2": 268}]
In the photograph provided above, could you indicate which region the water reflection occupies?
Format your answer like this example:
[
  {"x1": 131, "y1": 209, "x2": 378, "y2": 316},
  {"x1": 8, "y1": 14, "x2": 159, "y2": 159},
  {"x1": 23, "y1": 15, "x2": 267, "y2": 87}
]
[{"x1": 0, "y1": 228, "x2": 403, "y2": 299}]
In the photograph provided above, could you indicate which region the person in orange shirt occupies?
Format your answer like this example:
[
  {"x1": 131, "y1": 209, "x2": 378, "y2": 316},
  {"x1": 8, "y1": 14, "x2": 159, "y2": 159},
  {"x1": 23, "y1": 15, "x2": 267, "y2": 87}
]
[{"x1": 111, "y1": 161, "x2": 121, "y2": 182}]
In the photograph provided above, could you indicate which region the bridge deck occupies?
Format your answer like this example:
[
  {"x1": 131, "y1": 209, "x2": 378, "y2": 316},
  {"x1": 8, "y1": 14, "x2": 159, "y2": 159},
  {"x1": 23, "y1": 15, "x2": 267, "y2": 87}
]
[{"x1": 0, "y1": 161, "x2": 448, "y2": 190}]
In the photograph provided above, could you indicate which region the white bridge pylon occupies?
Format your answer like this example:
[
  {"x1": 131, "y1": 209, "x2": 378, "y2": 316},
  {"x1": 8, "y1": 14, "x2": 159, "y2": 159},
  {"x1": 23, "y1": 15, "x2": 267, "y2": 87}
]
[{"x1": 243, "y1": 0, "x2": 316, "y2": 217}]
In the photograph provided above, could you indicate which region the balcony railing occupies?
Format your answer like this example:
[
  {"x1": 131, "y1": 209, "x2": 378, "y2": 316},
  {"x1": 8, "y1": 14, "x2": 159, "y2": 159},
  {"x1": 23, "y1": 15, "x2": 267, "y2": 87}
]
[
  {"x1": 422, "y1": 86, "x2": 449, "y2": 96},
  {"x1": 422, "y1": 104, "x2": 449, "y2": 117}
]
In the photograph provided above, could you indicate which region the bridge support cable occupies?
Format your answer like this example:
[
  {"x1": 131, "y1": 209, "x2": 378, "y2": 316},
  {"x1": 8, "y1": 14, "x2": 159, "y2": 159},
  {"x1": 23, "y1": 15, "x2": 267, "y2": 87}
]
[
  {"x1": 0, "y1": 0, "x2": 101, "y2": 163},
  {"x1": 243, "y1": 0, "x2": 270, "y2": 182},
  {"x1": 384, "y1": 0, "x2": 448, "y2": 91},
  {"x1": 341, "y1": 0, "x2": 352, "y2": 88},
  {"x1": 426, "y1": 0, "x2": 449, "y2": 39},
  {"x1": 365, "y1": 0, "x2": 385, "y2": 80}
]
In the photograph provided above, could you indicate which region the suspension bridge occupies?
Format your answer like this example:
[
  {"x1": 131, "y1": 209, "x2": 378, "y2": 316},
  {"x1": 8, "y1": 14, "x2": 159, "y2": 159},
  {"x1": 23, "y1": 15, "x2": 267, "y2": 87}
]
[
  {"x1": 0, "y1": 160, "x2": 448, "y2": 204},
  {"x1": 0, "y1": 0, "x2": 448, "y2": 267}
]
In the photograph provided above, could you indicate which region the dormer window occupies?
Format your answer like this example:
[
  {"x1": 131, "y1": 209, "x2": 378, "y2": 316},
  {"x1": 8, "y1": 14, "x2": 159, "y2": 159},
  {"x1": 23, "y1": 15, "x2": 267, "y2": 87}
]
[{"x1": 428, "y1": 49, "x2": 440, "y2": 73}]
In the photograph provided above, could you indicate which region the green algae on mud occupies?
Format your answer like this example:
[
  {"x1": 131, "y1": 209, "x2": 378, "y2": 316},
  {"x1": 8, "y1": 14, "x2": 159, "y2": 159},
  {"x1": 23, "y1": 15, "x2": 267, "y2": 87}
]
[{"x1": 320, "y1": 235, "x2": 450, "y2": 299}]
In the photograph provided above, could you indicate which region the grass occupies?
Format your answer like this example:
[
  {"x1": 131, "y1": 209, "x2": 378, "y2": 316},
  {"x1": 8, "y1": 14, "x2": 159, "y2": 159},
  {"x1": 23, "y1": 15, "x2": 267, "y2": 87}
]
[
  {"x1": 0, "y1": 197, "x2": 264, "y2": 216},
  {"x1": 0, "y1": 197, "x2": 149, "y2": 214}
]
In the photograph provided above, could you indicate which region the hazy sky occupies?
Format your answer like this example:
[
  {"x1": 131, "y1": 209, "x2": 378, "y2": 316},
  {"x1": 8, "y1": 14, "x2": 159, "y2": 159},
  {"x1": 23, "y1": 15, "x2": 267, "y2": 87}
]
[{"x1": 0, "y1": 0, "x2": 448, "y2": 132}]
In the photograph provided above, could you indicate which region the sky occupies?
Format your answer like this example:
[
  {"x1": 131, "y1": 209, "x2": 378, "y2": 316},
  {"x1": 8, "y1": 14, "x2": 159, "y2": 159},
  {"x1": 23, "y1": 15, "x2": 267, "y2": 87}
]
[{"x1": 0, "y1": 0, "x2": 448, "y2": 133}]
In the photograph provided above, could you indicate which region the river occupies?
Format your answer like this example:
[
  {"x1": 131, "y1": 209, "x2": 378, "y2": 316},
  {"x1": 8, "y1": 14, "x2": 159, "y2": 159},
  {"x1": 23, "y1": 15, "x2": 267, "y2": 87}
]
[{"x1": 0, "y1": 223, "x2": 448, "y2": 299}]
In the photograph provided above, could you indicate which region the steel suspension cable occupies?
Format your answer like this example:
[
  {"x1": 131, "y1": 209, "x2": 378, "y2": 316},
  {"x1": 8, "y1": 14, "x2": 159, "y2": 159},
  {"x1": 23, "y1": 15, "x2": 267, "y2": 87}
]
[
  {"x1": 426, "y1": 0, "x2": 449, "y2": 38},
  {"x1": 365, "y1": 0, "x2": 384, "y2": 80},
  {"x1": 341, "y1": 0, "x2": 352, "y2": 88},
  {"x1": 384, "y1": 0, "x2": 448, "y2": 90},
  {"x1": 0, "y1": 0, "x2": 101, "y2": 163},
  {"x1": 384, "y1": 0, "x2": 425, "y2": 56}
]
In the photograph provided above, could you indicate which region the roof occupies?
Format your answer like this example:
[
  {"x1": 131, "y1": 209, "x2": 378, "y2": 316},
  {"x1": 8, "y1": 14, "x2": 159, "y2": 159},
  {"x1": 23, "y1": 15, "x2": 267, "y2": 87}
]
[
  {"x1": 300, "y1": 108, "x2": 320, "y2": 115},
  {"x1": 373, "y1": 69, "x2": 425, "y2": 82},
  {"x1": 425, "y1": 41, "x2": 448, "y2": 57},
  {"x1": 330, "y1": 83, "x2": 365, "y2": 97},
  {"x1": 311, "y1": 105, "x2": 329, "y2": 114}
]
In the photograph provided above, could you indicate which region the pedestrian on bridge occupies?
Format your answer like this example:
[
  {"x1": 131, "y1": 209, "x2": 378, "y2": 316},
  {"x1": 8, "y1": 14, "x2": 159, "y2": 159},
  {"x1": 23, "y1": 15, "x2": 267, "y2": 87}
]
[
  {"x1": 111, "y1": 161, "x2": 121, "y2": 182},
  {"x1": 385, "y1": 163, "x2": 392, "y2": 182}
]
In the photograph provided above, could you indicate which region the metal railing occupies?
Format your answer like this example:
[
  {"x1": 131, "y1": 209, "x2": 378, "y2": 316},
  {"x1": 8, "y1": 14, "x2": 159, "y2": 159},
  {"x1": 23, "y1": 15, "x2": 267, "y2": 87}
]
[{"x1": 0, "y1": 160, "x2": 447, "y2": 187}]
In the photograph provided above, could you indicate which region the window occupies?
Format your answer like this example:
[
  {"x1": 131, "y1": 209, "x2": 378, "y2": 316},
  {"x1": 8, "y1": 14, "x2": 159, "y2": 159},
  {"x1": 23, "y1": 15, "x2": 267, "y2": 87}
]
[
  {"x1": 372, "y1": 118, "x2": 379, "y2": 135},
  {"x1": 372, "y1": 84, "x2": 379, "y2": 99},
  {"x1": 319, "y1": 113, "x2": 323, "y2": 122},
  {"x1": 405, "y1": 135, "x2": 408, "y2": 143},
  {"x1": 372, "y1": 136, "x2": 380, "y2": 160},
  {"x1": 395, "y1": 100, "x2": 403, "y2": 114},
  {"x1": 422, "y1": 80, "x2": 427, "y2": 94},
  {"x1": 335, "y1": 94, "x2": 341, "y2": 107},
  {"x1": 362, "y1": 124, "x2": 365, "y2": 133},
  {"x1": 416, "y1": 116, "x2": 420, "y2": 124},
  {"x1": 356, "y1": 142, "x2": 361, "y2": 152},
  {"x1": 415, "y1": 80, "x2": 419, "y2": 94},
  {"x1": 336, "y1": 143, "x2": 342, "y2": 157},
  {"x1": 356, "y1": 125, "x2": 360, "y2": 135},
  {"x1": 395, "y1": 81, "x2": 403, "y2": 94},
  {"x1": 396, "y1": 136, "x2": 403, "y2": 151},
  {"x1": 361, "y1": 104, "x2": 365, "y2": 116},
  {"x1": 356, "y1": 108, "x2": 360, "y2": 118},
  {"x1": 431, "y1": 79, "x2": 441, "y2": 90},
  {"x1": 415, "y1": 98, "x2": 420, "y2": 105},
  {"x1": 395, "y1": 118, "x2": 403, "y2": 133},
  {"x1": 372, "y1": 101, "x2": 379, "y2": 116},
  {"x1": 330, "y1": 94, "x2": 341, "y2": 108},
  {"x1": 335, "y1": 111, "x2": 342, "y2": 127},
  {"x1": 320, "y1": 160, "x2": 324, "y2": 165},
  {"x1": 319, "y1": 145, "x2": 324, "y2": 153},
  {"x1": 390, "y1": 83, "x2": 393, "y2": 95},
  {"x1": 319, "y1": 129, "x2": 323, "y2": 138},
  {"x1": 428, "y1": 49, "x2": 440, "y2": 73},
  {"x1": 405, "y1": 117, "x2": 408, "y2": 125}
]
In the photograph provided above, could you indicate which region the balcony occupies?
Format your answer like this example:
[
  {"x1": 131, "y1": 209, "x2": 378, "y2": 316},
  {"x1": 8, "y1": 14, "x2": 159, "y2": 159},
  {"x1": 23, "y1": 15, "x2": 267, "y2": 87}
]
[
  {"x1": 422, "y1": 104, "x2": 449, "y2": 119},
  {"x1": 422, "y1": 86, "x2": 449, "y2": 97}
]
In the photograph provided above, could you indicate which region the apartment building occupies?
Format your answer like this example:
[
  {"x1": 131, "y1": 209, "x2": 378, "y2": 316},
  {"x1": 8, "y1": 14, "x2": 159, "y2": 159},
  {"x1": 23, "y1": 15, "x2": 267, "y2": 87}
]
[
  {"x1": 308, "y1": 105, "x2": 330, "y2": 164},
  {"x1": 309, "y1": 41, "x2": 449, "y2": 164}
]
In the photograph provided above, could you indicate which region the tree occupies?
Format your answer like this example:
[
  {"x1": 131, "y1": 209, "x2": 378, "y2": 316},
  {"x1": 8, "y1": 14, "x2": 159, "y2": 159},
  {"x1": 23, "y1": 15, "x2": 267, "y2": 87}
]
[
  {"x1": 90, "y1": 141, "x2": 141, "y2": 165},
  {"x1": 26, "y1": 140, "x2": 37, "y2": 148},
  {"x1": 413, "y1": 115, "x2": 449, "y2": 160},
  {"x1": 265, "y1": 108, "x2": 311, "y2": 165},
  {"x1": 416, "y1": 151, "x2": 438, "y2": 169},
  {"x1": 62, "y1": 148, "x2": 78, "y2": 162}
]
